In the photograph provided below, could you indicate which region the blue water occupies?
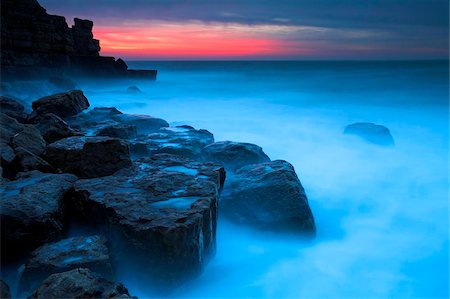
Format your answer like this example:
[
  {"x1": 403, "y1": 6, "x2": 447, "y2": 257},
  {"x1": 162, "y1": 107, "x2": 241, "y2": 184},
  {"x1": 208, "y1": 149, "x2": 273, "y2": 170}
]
[{"x1": 11, "y1": 61, "x2": 450, "y2": 298}]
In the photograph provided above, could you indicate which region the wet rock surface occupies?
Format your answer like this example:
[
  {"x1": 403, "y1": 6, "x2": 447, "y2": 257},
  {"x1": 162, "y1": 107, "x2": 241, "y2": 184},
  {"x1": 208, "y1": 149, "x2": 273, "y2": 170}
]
[
  {"x1": 18, "y1": 235, "x2": 113, "y2": 296},
  {"x1": 0, "y1": 95, "x2": 27, "y2": 122},
  {"x1": 221, "y1": 160, "x2": 316, "y2": 234},
  {"x1": 32, "y1": 90, "x2": 90, "y2": 117},
  {"x1": 344, "y1": 122, "x2": 395, "y2": 146},
  {"x1": 13, "y1": 147, "x2": 54, "y2": 173},
  {"x1": 0, "y1": 171, "x2": 77, "y2": 261},
  {"x1": 69, "y1": 154, "x2": 224, "y2": 286},
  {"x1": 11, "y1": 125, "x2": 46, "y2": 156},
  {"x1": 131, "y1": 125, "x2": 214, "y2": 159},
  {"x1": 28, "y1": 268, "x2": 136, "y2": 299},
  {"x1": 44, "y1": 136, "x2": 132, "y2": 178},
  {"x1": 202, "y1": 141, "x2": 270, "y2": 171}
]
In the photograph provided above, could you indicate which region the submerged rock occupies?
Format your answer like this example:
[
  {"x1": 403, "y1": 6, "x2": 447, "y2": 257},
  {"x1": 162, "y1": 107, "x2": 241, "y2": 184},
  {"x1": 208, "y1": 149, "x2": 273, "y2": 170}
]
[
  {"x1": 28, "y1": 268, "x2": 136, "y2": 299},
  {"x1": 131, "y1": 125, "x2": 214, "y2": 159},
  {"x1": 221, "y1": 160, "x2": 315, "y2": 234},
  {"x1": 44, "y1": 136, "x2": 132, "y2": 178},
  {"x1": 202, "y1": 141, "x2": 270, "y2": 171},
  {"x1": 69, "y1": 154, "x2": 225, "y2": 287},
  {"x1": 32, "y1": 90, "x2": 90, "y2": 117},
  {"x1": 111, "y1": 113, "x2": 169, "y2": 134},
  {"x1": 0, "y1": 280, "x2": 11, "y2": 299},
  {"x1": 18, "y1": 235, "x2": 113, "y2": 296},
  {"x1": 127, "y1": 86, "x2": 141, "y2": 93},
  {"x1": 344, "y1": 122, "x2": 395, "y2": 146},
  {"x1": 0, "y1": 171, "x2": 77, "y2": 261}
]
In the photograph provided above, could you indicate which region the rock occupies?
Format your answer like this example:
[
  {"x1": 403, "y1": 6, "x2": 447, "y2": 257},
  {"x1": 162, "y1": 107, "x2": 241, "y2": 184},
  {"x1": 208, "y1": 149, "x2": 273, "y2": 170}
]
[
  {"x1": 126, "y1": 86, "x2": 141, "y2": 93},
  {"x1": 0, "y1": 95, "x2": 27, "y2": 122},
  {"x1": 32, "y1": 90, "x2": 90, "y2": 117},
  {"x1": 28, "y1": 268, "x2": 136, "y2": 299},
  {"x1": 0, "y1": 112, "x2": 24, "y2": 141},
  {"x1": 130, "y1": 125, "x2": 214, "y2": 159},
  {"x1": 18, "y1": 235, "x2": 113, "y2": 296},
  {"x1": 44, "y1": 136, "x2": 132, "y2": 178},
  {"x1": 1, "y1": 280, "x2": 11, "y2": 299},
  {"x1": 69, "y1": 154, "x2": 225, "y2": 287},
  {"x1": 65, "y1": 107, "x2": 123, "y2": 134},
  {"x1": 95, "y1": 124, "x2": 137, "y2": 139},
  {"x1": 13, "y1": 147, "x2": 55, "y2": 173},
  {"x1": 1, "y1": 171, "x2": 77, "y2": 261},
  {"x1": 11, "y1": 125, "x2": 47, "y2": 156},
  {"x1": 1, "y1": 140, "x2": 15, "y2": 165},
  {"x1": 220, "y1": 160, "x2": 316, "y2": 234},
  {"x1": 33, "y1": 113, "x2": 78, "y2": 143},
  {"x1": 112, "y1": 114, "x2": 169, "y2": 134},
  {"x1": 344, "y1": 122, "x2": 395, "y2": 146},
  {"x1": 202, "y1": 141, "x2": 270, "y2": 172}
]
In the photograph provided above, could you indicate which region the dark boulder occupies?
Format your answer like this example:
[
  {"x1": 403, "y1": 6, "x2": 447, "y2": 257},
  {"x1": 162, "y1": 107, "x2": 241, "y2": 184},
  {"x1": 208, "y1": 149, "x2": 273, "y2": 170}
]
[
  {"x1": 112, "y1": 113, "x2": 168, "y2": 134},
  {"x1": 33, "y1": 113, "x2": 78, "y2": 143},
  {"x1": 28, "y1": 268, "x2": 136, "y2": 299},
  {"x1": 1, "y1": 140, "x2": 15, "y2": 165},
  {"x1": 0, "y1": 112, "x2": 24, "y2": 141},
  {"x1": 202, "y1": 141, "x2": 270, "y2": 172},
  {"x1": 95, "y1": 124, "x2": 137, "y2": 139},
  {"x1": 130, "y1": 125, "x2": 214, "y2": 159},
  {"x1": 0, "y1": 95, "x2": 27, "y2": 122},
  {"x1": 0, "y1": 280, "x2": 11, "y2": 299},
  {"x1": 1, "y1": 171, "x2": 77, "y2": 261},
  {"x1": 221, "y1": 160, "x2": 315, "y2": 234},
  {"x1": 69, "y1": 154, "x2": 225, "y2": 287},
  {"x1": 32, "y1": 90, "x2": 90, "y2": 117},
  {"x1": 18, "y1": 235, "x2": 113, "y2": 296},
  {"x1": 13, "y1": 147, "x2": 55, "y2": 173},
  {"x1": 44, "y1": 136, "x2": 132, "y2": 178},
  {"x1": 344, "y1": 122, "x2": 395, "y2": 146},
  {"x1": 11, "y1": 125, "x2": 46, "y2": 156}
]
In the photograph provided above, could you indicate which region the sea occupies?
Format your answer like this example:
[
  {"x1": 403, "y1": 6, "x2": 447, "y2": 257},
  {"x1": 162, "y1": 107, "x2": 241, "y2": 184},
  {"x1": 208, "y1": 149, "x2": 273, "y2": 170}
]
[{"x1": 9, "y1": 60, "x2": 450, "y2": 298}]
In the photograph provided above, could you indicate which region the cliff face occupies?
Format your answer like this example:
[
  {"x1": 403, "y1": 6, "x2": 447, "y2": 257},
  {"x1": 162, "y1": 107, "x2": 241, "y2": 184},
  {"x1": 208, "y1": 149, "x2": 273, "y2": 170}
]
[{"x1": 1, "y1": 0, "x2": 156, "y2": 80}]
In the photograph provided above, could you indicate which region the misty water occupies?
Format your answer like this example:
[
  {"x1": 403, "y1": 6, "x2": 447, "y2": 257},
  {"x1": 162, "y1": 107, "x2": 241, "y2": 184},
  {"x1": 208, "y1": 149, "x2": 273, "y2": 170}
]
[{"x1": 7, "y1": 61, "x2": 449, "y2": 298}]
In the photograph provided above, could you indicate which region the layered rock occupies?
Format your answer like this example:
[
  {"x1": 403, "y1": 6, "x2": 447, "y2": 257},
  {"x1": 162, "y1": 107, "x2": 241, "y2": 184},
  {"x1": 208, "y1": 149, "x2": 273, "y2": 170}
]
[
  {"x1": 44, "y1": 136, "x2": 132, "y2": 178},
  {"x1": 202, "y1": 141, "x2": 270, "y2": 172},
  {"x1": 18, "y1": 235, "x2": 113, "y2": 296},
  {"x1": 0, "y1": 171, "x2": 77, "y2": 261},
  {"x1": 1, "y1": 0, "x2": 157, "y2": 80},
  {"x1": 221, "y1": 160, "x2": 316, "y2": 234},
  {"x1": 68, "y1": 154, "x2": 225, "y2": 287},
  {"x1": 344, "y1": 122, "x2": 395, "y2": 146},
  {"x1": 28, "y1": 268, "x2": 136, "y2": 299}
]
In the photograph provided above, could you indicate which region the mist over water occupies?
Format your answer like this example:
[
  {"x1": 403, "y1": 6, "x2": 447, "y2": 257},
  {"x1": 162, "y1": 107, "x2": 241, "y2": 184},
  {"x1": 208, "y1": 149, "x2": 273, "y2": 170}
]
[{"x1": 6, "y1": 61, "x2": 449, "y2": 298}]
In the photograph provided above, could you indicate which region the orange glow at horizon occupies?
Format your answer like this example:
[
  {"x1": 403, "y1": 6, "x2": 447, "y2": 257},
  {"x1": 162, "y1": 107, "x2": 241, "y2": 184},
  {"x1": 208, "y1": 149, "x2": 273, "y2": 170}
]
[{"x1": 93, "y1": 21, "x2": 311, "y2": 59}]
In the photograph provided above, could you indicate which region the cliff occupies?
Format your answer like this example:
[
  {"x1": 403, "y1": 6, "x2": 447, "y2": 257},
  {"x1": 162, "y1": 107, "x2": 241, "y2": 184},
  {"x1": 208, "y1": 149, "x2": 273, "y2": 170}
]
[{"x1": 0, "y1": 0, "x2": 156, "y2": 80}]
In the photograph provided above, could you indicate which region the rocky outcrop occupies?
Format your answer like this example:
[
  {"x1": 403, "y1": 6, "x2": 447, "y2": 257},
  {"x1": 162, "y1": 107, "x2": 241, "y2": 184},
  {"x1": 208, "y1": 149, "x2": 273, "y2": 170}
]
[
  {"x1": 32, "y1": 90, "x2": 90, "y2": 117},
  {"x1": 202, "y1": 141, "x2": 270, "y2": 172},
  {"x1": 220, "y1": 160, "x2": 316, "y2": 234},
  {"x1": 44, "y1": 136, "x2": 132, "y2": 178},
  {"x1": 68, "y1": 154, "x2": 225, "y2": 287},
  {"x1": 344, "y1": 122, "x2": 395, "y2": 146},
  {"x1": 1, "y1": 171, "x2": 77, "y2": 261},
  {"x1": 18, "y1": 235, "x2": 113, "y2": 296},
  {"x1": 111, "y1": 114, "x2": 169, "y2": 134},
  {"x1": 28, "y1": 268, "x2": 136, "y2": 299},
  {"x1": 1, "y1": 0, "x2": 157, "y2": 80},
  {"x1": 0, "y1": 95, "x2": 27, "y2": 122},
  {"x1": 33, "y1": 113, "x2": 79, "y2": 143}
]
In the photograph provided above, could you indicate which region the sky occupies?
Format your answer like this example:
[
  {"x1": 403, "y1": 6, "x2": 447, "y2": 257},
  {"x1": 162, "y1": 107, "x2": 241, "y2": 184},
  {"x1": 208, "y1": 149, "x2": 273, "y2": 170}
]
[{"x1": 39, "y1": 0, "x2": 449, "y2": 60}]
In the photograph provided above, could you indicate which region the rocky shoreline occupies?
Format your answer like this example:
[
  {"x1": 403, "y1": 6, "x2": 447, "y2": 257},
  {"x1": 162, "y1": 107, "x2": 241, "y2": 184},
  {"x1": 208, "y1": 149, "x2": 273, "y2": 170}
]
[{"x1": 0, "y1": 90, "x2": 316, "y2": 298}]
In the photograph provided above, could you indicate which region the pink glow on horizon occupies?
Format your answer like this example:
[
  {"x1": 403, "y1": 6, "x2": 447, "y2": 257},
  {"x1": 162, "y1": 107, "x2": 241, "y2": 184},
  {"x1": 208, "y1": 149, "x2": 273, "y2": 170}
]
[{"x1": 93, "y1": 21, "x2": 313, "y2": 59}]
